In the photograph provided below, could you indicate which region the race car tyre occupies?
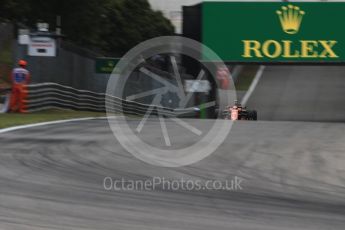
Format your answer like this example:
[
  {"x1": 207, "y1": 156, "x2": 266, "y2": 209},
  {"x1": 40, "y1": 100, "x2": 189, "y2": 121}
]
[
  {"x1": 252, "y1": 110, "x2": 258, "y2": 121},
  {"x1": 247, "y1": 110, "x2": 257, "y2": 121}
]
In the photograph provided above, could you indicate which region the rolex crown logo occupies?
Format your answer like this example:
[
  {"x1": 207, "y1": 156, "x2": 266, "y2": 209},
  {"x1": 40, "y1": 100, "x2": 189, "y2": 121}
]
[{"x1": 276, "y1": 5, "x2": 305, "y2": 34}]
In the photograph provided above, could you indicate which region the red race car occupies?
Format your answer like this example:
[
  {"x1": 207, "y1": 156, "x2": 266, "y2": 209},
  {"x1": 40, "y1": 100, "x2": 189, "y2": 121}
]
[{"x1": 223, "y1": 101, "x2": 257, "y2": 121}]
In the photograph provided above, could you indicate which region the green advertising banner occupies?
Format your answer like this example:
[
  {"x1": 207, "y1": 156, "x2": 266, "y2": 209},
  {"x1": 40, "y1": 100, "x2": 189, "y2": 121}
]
[
  {"x1": 203, "y1": 2, "x2": 345, "y2": 62},
  {"x1": 95, "y1": 57, "x2": 120, "y2": 74}
]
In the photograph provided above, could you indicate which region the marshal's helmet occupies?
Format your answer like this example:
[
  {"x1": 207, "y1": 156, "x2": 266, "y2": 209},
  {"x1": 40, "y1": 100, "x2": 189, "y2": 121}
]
[{"x1": 18, "y1": 60, "x2": 27, "y2": 67}]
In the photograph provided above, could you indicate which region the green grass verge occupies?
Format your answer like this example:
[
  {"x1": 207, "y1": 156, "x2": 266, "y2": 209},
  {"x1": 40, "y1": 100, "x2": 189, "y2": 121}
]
[
  {"x1": 235, "y1": 66, "x2": 259, "y2": 91},
  {"x1": 0, "y1": 109, "x2": 105, "y2": 129}
]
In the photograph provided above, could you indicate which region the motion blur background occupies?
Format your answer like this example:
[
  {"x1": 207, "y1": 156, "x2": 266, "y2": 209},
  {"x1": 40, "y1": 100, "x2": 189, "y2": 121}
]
[{"x1": 1, "y1": 1, "x2": 345, "y2": 230}]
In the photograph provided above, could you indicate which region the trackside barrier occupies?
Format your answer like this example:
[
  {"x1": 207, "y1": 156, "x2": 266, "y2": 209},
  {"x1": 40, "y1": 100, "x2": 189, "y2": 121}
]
[
  {"x1": 0, "y1": 92, "x2": 10, "y2": 113},
  {"x1": 16, "y1": 82, "x2": 197, "y2": 117}
]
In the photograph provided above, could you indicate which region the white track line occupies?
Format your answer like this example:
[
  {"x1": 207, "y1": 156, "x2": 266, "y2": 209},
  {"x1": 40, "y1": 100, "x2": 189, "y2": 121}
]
[
  {"x1": 241, "y1": 66, "x2": 265, "y2": 106},
  {"x1": 0, "y1": 117, "x2": 107, "y2": 134}
]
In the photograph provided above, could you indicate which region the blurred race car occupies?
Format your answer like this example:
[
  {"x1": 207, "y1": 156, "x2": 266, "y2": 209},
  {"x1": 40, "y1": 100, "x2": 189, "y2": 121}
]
[{"x1": 223, "y1": 100, "x2": 257, "y2": 121}]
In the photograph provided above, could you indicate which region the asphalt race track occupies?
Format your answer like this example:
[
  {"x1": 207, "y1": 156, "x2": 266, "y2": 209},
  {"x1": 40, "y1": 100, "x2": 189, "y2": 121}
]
[
  {"x1": 246, "y1": 66, "x2": 345, "y2": 122},
  {"x1": 1, "y1": 66, "x2": 345, "y2": 229},
  {"x1": 1, "y1": 118, "x2": 345, "y2": 230}
]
